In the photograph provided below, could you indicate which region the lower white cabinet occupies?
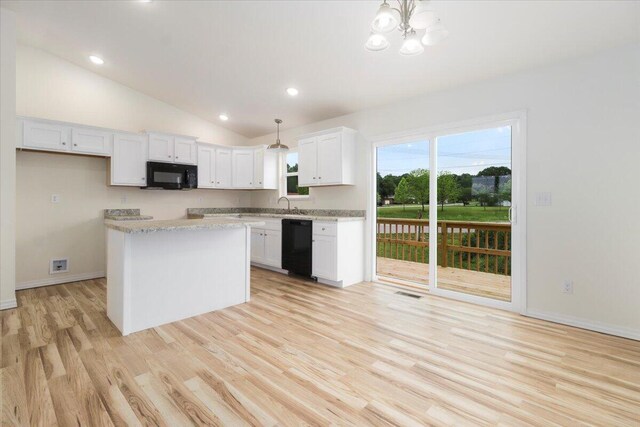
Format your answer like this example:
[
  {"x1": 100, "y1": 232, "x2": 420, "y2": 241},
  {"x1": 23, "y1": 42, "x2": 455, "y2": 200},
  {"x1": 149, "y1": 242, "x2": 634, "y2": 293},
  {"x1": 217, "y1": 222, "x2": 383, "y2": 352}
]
[
  {"x1": 110, "y1": 134, "x2": 148, "y2": 186},
  {"x1": 312, "y1": 220, "x2": 364, "y2": 287},
  {"x1": 250, "y1": 228, "x2": 282, "y2": 268},
  {"x1": 248, "y1": 218, "x2": 282, "y2": 268}
]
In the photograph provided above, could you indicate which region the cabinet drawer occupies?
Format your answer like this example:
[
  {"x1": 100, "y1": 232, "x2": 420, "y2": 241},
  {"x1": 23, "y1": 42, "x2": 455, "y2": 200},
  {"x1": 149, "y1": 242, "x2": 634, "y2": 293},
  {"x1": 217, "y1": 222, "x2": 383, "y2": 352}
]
[{"x1": 313, "y1": 222, "x2": 337, "y2": 236}]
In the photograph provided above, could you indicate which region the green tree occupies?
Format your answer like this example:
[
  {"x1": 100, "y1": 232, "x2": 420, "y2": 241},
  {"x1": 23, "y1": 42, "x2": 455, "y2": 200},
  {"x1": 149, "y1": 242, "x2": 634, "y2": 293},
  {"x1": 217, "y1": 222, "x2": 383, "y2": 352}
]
[
  {"x1": 393, "y1": 177, "x2": 410, "y2": 210},
  {"x1": 406, "y1": 169, "x2": 430, "y2": 211},
  {"x1": 437, "y1": 172, "x2": 461, "y2": 211}
]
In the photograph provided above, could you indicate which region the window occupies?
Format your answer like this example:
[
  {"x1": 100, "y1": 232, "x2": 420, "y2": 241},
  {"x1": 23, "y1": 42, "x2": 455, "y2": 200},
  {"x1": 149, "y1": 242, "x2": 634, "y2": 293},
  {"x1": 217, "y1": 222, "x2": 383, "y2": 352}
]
[{"x1": 284, "y1": 151, "x2": 309, "y2": 197}]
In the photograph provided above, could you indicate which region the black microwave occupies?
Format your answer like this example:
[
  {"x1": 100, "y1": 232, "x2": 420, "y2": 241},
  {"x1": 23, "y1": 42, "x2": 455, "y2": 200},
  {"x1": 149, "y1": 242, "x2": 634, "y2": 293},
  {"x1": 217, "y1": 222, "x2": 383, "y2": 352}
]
[{"x1": 145, "y1": 161, "x2": 197, "y2": 190}]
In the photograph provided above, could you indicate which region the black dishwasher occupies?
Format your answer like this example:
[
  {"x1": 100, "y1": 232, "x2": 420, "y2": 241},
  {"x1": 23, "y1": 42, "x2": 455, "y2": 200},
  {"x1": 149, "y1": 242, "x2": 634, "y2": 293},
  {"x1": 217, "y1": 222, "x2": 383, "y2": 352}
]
[{"x1": 281, "y1": 219, "x2": 312, "y2": 277}]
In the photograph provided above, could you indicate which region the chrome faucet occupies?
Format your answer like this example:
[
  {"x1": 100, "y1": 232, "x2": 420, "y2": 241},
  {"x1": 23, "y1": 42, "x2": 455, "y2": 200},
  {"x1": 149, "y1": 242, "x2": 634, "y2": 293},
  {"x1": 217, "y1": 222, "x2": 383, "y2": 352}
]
[{"x1": 277, "y1": 196, "x2": 291, "y2": 212}]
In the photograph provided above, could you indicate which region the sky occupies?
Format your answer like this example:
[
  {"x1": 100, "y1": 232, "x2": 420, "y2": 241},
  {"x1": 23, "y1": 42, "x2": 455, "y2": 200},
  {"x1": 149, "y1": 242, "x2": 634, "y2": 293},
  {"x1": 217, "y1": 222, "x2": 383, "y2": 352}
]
[{"x1": 377, "y1": 126, "x2": 511, "y2": 176}]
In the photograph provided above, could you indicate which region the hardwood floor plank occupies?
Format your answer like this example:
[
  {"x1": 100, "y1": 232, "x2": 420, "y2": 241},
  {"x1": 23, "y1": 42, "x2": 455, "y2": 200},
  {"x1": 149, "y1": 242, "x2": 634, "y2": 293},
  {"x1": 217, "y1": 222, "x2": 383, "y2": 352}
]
[{"x1": 2, "y1": 269, "x2": 639, "y2": 426}]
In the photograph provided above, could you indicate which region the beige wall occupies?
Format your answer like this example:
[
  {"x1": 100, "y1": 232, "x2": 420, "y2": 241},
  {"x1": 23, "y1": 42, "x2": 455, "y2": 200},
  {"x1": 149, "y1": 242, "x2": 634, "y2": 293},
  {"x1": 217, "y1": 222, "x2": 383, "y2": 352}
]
[
  {"x1": 250, "y1": 44, "x2": 640, "y2": 337},
  {"x1": 15, "y1": 45, "x2": 252, "y2": 287},
  {"x1": 1, "y1": 8, "x2": 17, "y2": 307}
]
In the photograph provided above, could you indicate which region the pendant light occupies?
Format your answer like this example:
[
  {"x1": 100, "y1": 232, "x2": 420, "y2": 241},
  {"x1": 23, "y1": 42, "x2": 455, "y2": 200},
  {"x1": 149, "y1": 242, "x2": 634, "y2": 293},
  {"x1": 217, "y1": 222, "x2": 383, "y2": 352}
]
[{"x1": 267, "y1": 119, "x2": 289, "y2": 152}]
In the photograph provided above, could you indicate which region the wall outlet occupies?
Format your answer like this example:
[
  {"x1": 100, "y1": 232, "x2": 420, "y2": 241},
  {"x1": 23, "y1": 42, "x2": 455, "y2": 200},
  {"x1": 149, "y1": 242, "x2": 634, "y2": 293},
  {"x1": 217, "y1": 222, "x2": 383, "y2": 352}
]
[
  {"x1": 562, "y1": 280, "x2": 573, "y2": 294},
  {"x1": 50, "y1": 194, "x2": 60, "y2": 203},
  {"x1": 50, "y1": 258, "x2": 69, "y2": 274},
  {"x1": 535, "y1": 192, "x2": 552, "y2": 206}
]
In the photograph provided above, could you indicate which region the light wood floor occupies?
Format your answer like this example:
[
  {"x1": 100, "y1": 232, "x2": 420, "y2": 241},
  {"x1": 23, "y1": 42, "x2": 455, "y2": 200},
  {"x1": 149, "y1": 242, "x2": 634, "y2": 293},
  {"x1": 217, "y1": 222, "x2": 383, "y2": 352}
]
[
  {"x1": 377, "y1": 257, "x2": 512, "y2": 301},
  {"x1": 2, "y1": 268, "x2": 639, "y2": 426}
]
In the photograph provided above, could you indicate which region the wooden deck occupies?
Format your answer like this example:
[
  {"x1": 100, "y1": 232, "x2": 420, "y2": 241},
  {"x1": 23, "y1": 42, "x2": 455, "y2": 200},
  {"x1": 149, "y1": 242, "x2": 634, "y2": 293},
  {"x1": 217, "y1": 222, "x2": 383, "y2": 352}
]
[{"x1": 377, "y1": 257, "x2": 512, "y2": 301}]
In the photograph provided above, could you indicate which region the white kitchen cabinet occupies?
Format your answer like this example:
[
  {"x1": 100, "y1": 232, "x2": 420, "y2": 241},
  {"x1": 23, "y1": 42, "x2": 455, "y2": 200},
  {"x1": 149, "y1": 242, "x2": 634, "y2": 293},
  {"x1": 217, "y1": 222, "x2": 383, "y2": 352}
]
[
  {"x1": 297, "y1": 128, "x2": 357, "y2": 187},
  {"x1": 110, "y1": 134, "x2": 148, "y2": 186},
  {"x1": 251, "y1": 229, "x2": 266, "y2": 263},
  {"x1": 71, "y1": 127, "x2": 112, "y2": 155},
  {"x1": 232, "y1": 149, "x2": 255, "y2": 188},
  {"x1": 253, "y1": 148, "x2": 279, "y2": 189},
  {"x1": 22, "y1": 120, "x2": 70, "y2": 151},
  {"x1": 311, "y1": 219, "x2": 364, "y2": 287},
  {"x1": 312, "y1": 234, "x2": 337, "y2": 281},
  {"x1": 148, "y1": 132, "x2": 197, "y2": 165},
  {"x1": 247, "y1": 218, "x2": 282, "y2": 268},
  {"x1": 174, "y1": 137, "x2": 197, "y2": 164},
  {"x1": 215, "y1": 148, "x2": 232, "y2": 187},
  {"x1": 197, "y1": 145, "x2": 216, "y2": 188},
  {"x1": 263, "y1": 230, "x2": 282, "y2": 267},
  {"x1": 148, "y1": 133, "x2": 174, "y2": 162},
  {"x1": 298, "y1": 137, "x2": 317, "y2": 186}
]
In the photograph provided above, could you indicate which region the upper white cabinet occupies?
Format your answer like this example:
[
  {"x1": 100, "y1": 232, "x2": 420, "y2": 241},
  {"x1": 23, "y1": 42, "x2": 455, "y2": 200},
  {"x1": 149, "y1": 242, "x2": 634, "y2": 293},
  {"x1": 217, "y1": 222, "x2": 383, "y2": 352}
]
[
  {"x1": 232, "y1": 149, "x2": 255, "y2": 188},
  {"x1": 148, "y1": 132, "x2": 197, "y2": 165},
  {"x1": 71, "y1": 128, "x2": 112, "y2": 155},
  {"x1": 111, "y1": 134, "x2": 148, "y2": 186},
  {"x1": 197, "y1": 145, "x2": 216, "y2": 189},
  {"x1": 23, "y1": 120, "x2": 70, "y2": 151},
  {"x1": 19, "y1": 118, "x2": 112, "y2": 156},
  {"x1": 174, "y1": 136, "x2": 197, "y2": 164},
  {"x1": 297, "y1": 128, "x2": 357, "y2": 187},
  {"x1": 215, "y1": 148, "x2": 232, "y2": 188}
]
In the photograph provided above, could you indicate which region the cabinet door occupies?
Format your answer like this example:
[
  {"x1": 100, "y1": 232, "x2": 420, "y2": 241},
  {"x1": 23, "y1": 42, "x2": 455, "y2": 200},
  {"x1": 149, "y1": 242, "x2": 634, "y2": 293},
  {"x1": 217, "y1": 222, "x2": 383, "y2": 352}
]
[
  {"x1": 112, "y1": 134, "x2": 148, "y2": 186},
  {"x1": 250, "y1": 229, "x2": 265, "y2": 264},
  {"x1": 215, "y1": 149, "x2": 232, "y2": 188},
  {"x1": 174, "y1": 137, "x2": 197, "y2": 165},
  {"x1": 232, "y1": 150, "x2": 254, "y2": 188},
  {"x1": 148, "y1": 134, "x2": 174, "y2": 162},
  {"x1": 263, "y1": 230, "x2": 282, "y2": 268},
  {"x1": 23, "y1": 120, "x2": 70, "y2": 151},
  {"x1": 71, "y1": 127, "x2": 112, "y2": 155},
  {"x1": 197, "y1": 146, "x2": 215, "y2": 188},
  {"x1": 317, "y1": 133, "x2": 342, "y2": 185},
  {"x1": 312, "y1": 234, "x2": 337, "y2": 280},
  {"x1": 298, "y1": 137, "x2": 317, "y2": 186},
  {"x1": 253, "y1": 149, "x2": 264, "y2": 188}
]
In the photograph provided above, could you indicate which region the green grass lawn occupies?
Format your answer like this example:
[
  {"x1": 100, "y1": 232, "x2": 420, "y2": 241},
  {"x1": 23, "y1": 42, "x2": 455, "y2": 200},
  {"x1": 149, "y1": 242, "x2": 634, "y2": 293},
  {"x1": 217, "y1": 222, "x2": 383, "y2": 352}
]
[{"x1": 377, "y1": 204, "x2": 509, "y2": 222}]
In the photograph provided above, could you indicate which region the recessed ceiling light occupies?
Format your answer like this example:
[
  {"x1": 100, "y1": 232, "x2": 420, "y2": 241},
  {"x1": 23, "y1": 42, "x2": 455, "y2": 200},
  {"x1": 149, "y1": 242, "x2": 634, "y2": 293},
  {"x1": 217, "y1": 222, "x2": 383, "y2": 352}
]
[
  {"x1": 89, "y1": 55, "x2": 104, "y2": 65},
  {"x1": 286, "y1": 87, "x2": 299, "y2": 97},
  {"x1": 219, "y1": 114, "x2": 229, "y2": 121}
]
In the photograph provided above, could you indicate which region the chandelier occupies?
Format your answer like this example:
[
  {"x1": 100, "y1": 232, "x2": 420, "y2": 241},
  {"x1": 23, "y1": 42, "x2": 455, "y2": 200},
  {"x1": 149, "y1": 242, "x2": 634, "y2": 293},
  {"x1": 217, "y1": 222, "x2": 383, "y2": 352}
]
[{"x1": 365, "y1": 0, "x2": 449, "y2": 56}]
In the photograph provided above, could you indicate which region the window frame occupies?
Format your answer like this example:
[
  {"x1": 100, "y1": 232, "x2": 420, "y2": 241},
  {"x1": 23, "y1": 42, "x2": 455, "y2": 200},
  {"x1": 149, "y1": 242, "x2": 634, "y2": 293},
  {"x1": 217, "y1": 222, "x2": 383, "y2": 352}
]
[{"x1": 280, "y1": 150, "x2": 311, "y2": 200}]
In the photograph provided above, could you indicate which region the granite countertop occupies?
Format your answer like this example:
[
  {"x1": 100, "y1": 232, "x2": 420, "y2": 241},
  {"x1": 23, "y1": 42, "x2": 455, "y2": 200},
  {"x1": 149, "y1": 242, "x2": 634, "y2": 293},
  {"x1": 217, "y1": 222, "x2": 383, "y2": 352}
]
[
  {"x1": 104, "y1": 209, "x2": 153, "y2": 221},
  {"x1": 105, "y1": 218, "x2": 265, "y2": 234},
  {"x1": 189, "y1": 213, "x2": 364, "y2": 222},
  {"x1": 104, "y1": 214, "x2": 154, "y2": 221}
]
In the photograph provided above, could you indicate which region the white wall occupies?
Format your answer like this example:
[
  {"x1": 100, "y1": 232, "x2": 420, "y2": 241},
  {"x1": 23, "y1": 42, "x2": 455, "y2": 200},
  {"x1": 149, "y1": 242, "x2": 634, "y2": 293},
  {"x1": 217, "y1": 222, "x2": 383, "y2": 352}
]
[
  {"x1": 15, "y1": 45, "x2": 252, "y2": 287},
  {"x1": 250, "y1": 44, "x2": 640, "y2": 338},
  {"x1": 0, "y1": 8, "x2": 17, "y2": 308}
]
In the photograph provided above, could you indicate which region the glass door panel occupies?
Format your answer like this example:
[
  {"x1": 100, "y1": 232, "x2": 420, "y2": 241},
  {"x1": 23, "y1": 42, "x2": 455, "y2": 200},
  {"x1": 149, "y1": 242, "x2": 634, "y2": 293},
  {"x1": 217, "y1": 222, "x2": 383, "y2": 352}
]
[
  {"x1": 376, "y1": 140, "x2": 430, "y2": 286},
  {"x1": 434, "y1": 126, "x2": 512, "y2": 301}
]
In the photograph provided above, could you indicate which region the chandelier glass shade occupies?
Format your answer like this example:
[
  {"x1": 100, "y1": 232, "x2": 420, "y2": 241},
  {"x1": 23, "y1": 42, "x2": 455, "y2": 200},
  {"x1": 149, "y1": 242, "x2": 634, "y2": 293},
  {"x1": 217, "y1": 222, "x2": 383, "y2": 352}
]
[{"x1": 365, "y1": 0, "x2": 448, "y2": 55}]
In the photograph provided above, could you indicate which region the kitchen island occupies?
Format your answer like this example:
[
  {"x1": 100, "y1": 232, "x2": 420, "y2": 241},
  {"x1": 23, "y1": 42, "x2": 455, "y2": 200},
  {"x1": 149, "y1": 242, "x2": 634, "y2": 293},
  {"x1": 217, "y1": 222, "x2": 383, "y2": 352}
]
[{"x1": 104, "y1": 217, "x2": 264, "y2": 335}]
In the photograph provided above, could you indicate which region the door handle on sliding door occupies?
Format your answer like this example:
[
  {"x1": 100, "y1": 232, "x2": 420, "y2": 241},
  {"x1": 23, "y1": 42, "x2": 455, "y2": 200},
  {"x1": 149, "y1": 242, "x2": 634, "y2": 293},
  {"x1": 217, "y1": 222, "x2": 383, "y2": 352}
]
[{"x1": 509, "y1": 206, "x2": 515, "y2": 224}]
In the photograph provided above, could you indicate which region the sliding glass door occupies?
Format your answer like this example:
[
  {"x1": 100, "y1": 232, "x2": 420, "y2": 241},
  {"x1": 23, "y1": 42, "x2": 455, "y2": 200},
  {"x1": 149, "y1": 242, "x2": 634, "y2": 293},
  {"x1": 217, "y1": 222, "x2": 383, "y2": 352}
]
[
  {"x1": 373, "y1": 113, "x2": 525, "y2": 312},
  {"x1": 433, "y1": 126, "x2": 513, "y2": 302}
]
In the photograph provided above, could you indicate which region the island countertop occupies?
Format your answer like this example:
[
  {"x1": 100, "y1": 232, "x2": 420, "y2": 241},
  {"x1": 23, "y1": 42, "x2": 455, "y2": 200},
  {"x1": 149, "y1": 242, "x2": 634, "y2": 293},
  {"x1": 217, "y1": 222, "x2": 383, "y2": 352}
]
[{"x1": 104, "y1": 217, "x2": 265, "y2": 234}]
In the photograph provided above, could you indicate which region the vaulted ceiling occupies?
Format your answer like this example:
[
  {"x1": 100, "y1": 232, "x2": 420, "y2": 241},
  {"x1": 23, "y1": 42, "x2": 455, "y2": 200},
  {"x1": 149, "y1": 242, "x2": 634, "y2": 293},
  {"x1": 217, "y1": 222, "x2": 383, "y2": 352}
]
[{"x1": 3, "y1": 0, "x2": 639, "y2": 137}]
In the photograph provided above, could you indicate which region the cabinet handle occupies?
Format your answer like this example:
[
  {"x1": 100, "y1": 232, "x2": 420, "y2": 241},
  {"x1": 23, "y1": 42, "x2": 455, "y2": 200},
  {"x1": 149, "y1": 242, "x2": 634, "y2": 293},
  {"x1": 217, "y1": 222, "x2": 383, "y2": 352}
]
[
  {"x1": 322, "y1": 227, "x2": 326, "y2": 231},
  {"x1": 250, "y1": 182, "x2": 252, "y2": 185},
  {"x1": 176, "y1": 156, "x2": 179, "y2": 159},
  {"x1": 259, "y1": 181, "x2": 262, "y2": 184},
  {"x1": 319, "y1": 176, "x2": 322, "y2": 179},
  {"x1": 142, "y1": 177, "x2": 145, "y2": 180},
  {"x1": 313, "y1": 177, "x2": 316, "y2": 179},
  {"x1": 168, "y1": 155, "x2": 171, "y2": 158},
  {"x1": 73, "y1": 143, "x2": 78, "y2": 147},
  {"x1": 62, "y1": 142, "x2": 66, "y2": 145}
]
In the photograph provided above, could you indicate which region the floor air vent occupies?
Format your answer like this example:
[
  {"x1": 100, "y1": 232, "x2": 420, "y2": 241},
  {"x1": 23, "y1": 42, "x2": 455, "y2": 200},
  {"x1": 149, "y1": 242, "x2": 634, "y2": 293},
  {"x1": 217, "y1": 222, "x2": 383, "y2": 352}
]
[{"x1": 395, "y1": 291, "x2": 422, "y2": 299}]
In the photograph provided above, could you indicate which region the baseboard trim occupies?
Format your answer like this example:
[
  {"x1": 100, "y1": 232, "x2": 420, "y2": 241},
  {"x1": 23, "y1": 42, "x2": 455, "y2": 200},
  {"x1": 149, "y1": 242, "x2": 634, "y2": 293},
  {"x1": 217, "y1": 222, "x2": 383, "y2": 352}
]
[
  {"x1": 525, "y1": 309, "x2": 639, "y2": 341},
  {"x1": 16, "y1": 271, "x2": 105, "y2": 291},
  {"x1": 0, "y1": 298, "x2": 17, "y2": 310}
]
